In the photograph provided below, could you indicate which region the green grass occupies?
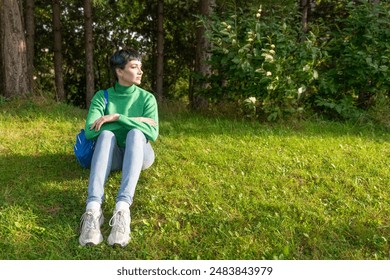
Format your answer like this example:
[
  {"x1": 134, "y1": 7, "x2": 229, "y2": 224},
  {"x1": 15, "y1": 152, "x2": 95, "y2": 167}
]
[{"x1": 0, "y1": 97, "x2": 389, "y2": 260}]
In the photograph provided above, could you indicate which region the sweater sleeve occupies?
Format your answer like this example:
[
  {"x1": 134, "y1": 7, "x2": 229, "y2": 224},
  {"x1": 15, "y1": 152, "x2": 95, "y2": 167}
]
[
  {"x1": 117, "y1": 94, "x2": 159, "y2": 142},
  {"x1": 84, "y1": 90, "x2": 122, "y2": 140}
]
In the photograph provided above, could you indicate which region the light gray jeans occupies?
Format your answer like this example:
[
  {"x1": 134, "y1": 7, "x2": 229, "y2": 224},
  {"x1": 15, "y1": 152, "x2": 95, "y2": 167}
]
[{"x1": 86, "y1": 129, "x2": 155, "y2": 206}]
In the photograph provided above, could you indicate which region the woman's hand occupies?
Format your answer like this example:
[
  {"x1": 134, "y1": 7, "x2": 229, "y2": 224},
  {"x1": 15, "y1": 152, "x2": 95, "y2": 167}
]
[
  {"x1": 90, "y1": 114, "x2": 120, "y2": 131},
  {"x1": 134, "y1": 117, "x2": 157, "y2": 127}
]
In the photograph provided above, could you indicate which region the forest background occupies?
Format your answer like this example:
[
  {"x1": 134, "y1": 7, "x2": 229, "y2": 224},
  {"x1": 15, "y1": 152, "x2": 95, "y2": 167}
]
[{"x1": 1, "y1": 0, "x2": 389, "y2": 123}]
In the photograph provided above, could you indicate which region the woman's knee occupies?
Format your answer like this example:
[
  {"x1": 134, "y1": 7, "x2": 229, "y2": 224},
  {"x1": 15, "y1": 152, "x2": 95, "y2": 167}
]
[
  {"x1": 126, "y1": 129, "x2": 145, "y2": 143},
  {"x1": 96, "y1": 130, "x2": 116, "y2": 147},
  {"x1": 99, "y1": 130, "x2": 115, "y2": 138},
  {"x1": 142, "y1": 143, "x2": 155, "y2": 170}
]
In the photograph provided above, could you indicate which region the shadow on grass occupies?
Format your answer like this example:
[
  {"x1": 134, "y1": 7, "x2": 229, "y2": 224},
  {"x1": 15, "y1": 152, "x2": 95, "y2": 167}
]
[{"x1": 0, "y1": 153, "x2": 90, "y2": 259}]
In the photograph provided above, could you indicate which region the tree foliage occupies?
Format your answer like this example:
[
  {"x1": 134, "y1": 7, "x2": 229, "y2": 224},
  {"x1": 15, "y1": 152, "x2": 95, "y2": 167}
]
[
  {"x1": 314, "y1": 0, "x2": 390, "y2": 118},
  {"x1": 1, "y1": 0, "x2": 389, "y2": 121},
  {"x1": 204, "y1": 3, "x2": 322, "y2": 120},
  {"x1": 203, "y1": 0, "x2": 390, "y2": 120}
]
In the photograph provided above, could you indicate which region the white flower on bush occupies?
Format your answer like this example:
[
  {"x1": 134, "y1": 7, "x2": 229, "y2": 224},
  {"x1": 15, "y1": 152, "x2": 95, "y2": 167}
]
[
  {"x1": 246, "y1": 97, "x2": 257, "y2": 104},
  {"x1": 243, "y1": 97, "x2": 257, "y2": 119},
  {"x1": 262, "y1": 53, "x2": 274, "y2": 62},
  {"x1": 298, "y1": 86, "x2": 306, "y2": 98},
  {"x1": 313, "y1": 70, "x2": 319, "y2": 79},
  {"x1": 266, "y1": 71, "x2": 272, "y2": 76}
]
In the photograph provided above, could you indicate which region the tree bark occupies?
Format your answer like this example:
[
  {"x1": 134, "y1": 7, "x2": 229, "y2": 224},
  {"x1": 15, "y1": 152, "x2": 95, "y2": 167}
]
[
  {"x1": 155, "y1": 0, "x2": 164, "y2": 103},
  {"x1": 25, "y1": 0, "x2": 35, "y2": 91},
  {"x1": 84, "y1": 0, "x2": 95, "y2": 108},
  {"x1": 300, "y1": 0, "x2": 310, "y2": 34},
  {"x1": 52, "y1": 0, "x2": 65, "y2": 102},
  {"x1": 192, "y1": 0, "x2": 214, "y2": 109},
  {"x1": 0, "y1": 0, "x2": 29, "y2": 98}
]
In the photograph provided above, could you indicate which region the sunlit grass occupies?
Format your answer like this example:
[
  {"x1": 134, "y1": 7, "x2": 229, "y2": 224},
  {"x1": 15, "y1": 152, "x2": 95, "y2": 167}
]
[{"x1": 0, "y1": 97, "x2": 389, "y2": 259}]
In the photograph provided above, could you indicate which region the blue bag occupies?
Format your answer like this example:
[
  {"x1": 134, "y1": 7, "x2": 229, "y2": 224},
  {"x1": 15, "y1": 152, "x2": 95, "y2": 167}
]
[
  {"x1": 74, "y1": 89, "x2": 108, "y2": 168},
  {"x1": 74, "y1": 128, "x2": 95, "y2": 168}
]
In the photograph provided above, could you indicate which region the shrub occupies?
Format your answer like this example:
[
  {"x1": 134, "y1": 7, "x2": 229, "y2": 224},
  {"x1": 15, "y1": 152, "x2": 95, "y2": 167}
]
[
  {"x1": 202, "y1": 1, "x2": 390, "y2": 122},
  {"x1": 313, "y1": 0, "x2": 390, "y2": 119},
  {"x1": 203, "y1": 5, "x2": 322, "y2": 121}
]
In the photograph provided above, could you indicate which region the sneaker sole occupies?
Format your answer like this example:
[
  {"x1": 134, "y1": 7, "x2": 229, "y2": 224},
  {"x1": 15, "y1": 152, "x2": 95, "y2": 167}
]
[
  {"x1": 110, "y1": 241, "x2": 129, "y2": 248},
  {"x1": 79, "y1": 235, "x2": 103, "y2": 246},
  {"x1": 108, "y1": 236, "x2": 131, "y2": 247}
]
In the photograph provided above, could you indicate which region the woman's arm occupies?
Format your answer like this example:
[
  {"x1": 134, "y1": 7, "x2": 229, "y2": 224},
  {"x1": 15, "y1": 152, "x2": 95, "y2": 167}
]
[
  {"x1": 116, "y1": 94, "x2": 159, "y2": 141},
  {"x1": 84, "y1": 91, "x2": 122, "y2": 139}
]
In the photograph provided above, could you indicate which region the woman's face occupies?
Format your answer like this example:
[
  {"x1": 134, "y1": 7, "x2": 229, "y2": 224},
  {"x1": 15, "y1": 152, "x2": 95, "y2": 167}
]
[{"x1": 116, "y1": 60, "x2": 143, "y2": 86}]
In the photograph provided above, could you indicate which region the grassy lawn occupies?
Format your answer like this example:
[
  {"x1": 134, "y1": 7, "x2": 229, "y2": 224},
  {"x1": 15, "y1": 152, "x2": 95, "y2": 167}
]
[{"x1": 0, "y1": 97, "x2": 389, "y2": 260}]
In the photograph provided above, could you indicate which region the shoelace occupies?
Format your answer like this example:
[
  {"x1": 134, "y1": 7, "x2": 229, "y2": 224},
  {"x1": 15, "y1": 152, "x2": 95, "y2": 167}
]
[
  {"x1": 80, "y1": 212, "x2": 99, "y2": 232},
  {"x1": 109, "y1": 210, "x2": 127, "y2": 233}
]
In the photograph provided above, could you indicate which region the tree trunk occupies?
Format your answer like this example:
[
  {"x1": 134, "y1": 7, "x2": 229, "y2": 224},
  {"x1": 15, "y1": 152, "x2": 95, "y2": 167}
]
[
  {"x1": 25, "y1": 0, "x2": 35, "y2": 91},
  {"x1": 52, "y1": 0, "x2": 65, "y2": 102},
  {"x1": 155, "y1": 0, "x2": 164, "y2": 103},
  {"x1": 84, "y1": 0, "x2": 94, "y2": 108},
  {"x1": 192, "y1": 0, "x2": 214, "y2": 109},
  {"x1": 300, "y1": 0, "x2": 310, "y2": 35},
  {"x1": 0, "y1": 0, "x2": 29, "y2": 98}
]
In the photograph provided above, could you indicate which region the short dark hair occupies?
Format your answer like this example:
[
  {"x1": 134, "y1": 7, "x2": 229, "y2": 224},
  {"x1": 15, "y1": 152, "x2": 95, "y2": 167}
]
[{"x1": 110, "y1": 48, "x2": 142, "y2": 79}]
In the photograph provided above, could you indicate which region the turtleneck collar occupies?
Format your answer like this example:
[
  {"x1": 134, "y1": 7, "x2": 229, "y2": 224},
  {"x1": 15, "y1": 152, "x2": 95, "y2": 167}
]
[{"x1": 114, "y1": 82, "x2": 136, "y2": 94}]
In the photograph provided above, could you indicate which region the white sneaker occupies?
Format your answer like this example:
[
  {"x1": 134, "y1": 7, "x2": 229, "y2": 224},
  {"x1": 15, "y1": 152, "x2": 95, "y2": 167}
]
[
  {"x1": 79, "y1": 209, "x2": 104, "y2": 246},
  {"x1": 107, "y1": 209, "x2": 131, "y2": 247}
]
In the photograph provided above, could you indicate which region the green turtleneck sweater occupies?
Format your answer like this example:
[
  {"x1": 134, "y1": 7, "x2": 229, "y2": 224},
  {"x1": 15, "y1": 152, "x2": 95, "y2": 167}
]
[{"x1": 85, "y1": 83, "x2": 159, "y2": 147}]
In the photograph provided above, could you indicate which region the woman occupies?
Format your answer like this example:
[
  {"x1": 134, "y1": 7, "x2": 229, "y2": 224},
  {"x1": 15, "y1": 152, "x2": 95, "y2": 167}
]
[{"x1": 79, "y1": 48, "x2": 159, "y2": 247}]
